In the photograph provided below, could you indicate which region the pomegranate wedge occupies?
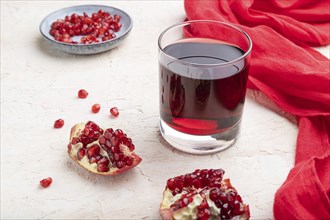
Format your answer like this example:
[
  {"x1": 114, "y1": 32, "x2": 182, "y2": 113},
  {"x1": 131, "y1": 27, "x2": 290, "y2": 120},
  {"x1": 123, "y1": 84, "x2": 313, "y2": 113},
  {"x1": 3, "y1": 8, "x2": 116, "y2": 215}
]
[
  {"x1": 67, "y1": 121, "x2": 142, "y2": 175},
  {"x1": 160, "y1": 169, "x2": 250, "y2": 220}
]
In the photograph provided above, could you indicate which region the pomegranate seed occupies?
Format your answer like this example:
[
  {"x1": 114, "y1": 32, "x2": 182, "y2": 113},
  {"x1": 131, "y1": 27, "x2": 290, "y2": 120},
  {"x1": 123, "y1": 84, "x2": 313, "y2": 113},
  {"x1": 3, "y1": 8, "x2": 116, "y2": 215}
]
[
  {"x1": 40, "y1": 177, "x2": 52, "y2": 188},
  {"x1": 79, "y1": 135, "x2": 90, "y2": 146},
  {"x1": 78, "y1": 89, "x2": 88, "y2": 98},
  {"x1": 115, "y1": 161, "x2": 125, "y2": 169},
  {"x1": 227, "y1": 191, "x2": 236, "y2": 203},
  {"x1": 167, "y1": 178, "x2": 176, "y2": 191},
  {"x1": 98, "y1": 9, "x2": 105, "y2": 16},
  {"x1": 114, "y1": 14, "x2": 121, "y2": 20},
  {"x1": 54, "y1": 119, "x2": 64, "y2": 128},
  {"x1": 98, "y1": 157, "x2": 110, "y2": 166},
  {"x1": 99, "y1": 136, "x2": 106, "y2": 145},
  {"x1": 219, "y1": 193, "x2": 228, "y2": 203},
  {"x1": 91, "y1": 103, "x2": 101, "y2": 113},
  {"x1": 175, "y1": 179, "x2": 184, "y2": 191},
  {"x1": 77, "y1": 148, "x2": 86, "y2": 160},
  {"x1": 197, "y1": 207, "x2": 210, "y2": 220},
  {"x1": 97, "y1": 163, "x2": 110, "y2": 172},
  {"x1": 89, "y1": 155, "x2": 102, "y2": 163},
  {"x1": 102, "y1": 36, "x2": 111, "y2": 41},
  {"x1": 113, "y1": 23, "x2": 122, "y2": 32},
  {"x1": 201, "y1": 178, "x2": 210, "y2": 187},
  {"x1": 110, "y1": 107, "x2": 119, "y2": 117},
  {"x1": 192, "y1": 179, "x2": 202, "y2": 189},
  {"x1": 83, "y1": 127, "x2": 91, "y2": 137},
  {"x1": 184, "y1": 174, "x2": 194, "y2": 186},
  {"x1": 123, "y1": 156, "x2": 133, "y2": 166},
  {"x1": 87, "y1": 145, "x2": 101, "y2": 158},
  {"x1": 128, "y1": 143, "x2": 135, "y2": 151},
  {"x1": 114, "y1": 153, "x2": 124, "y2": 161},
  {"x1": 71, "y1": 137, "x2": 79, "y2": 144},
  {"x1": 111, "y1": 148, "x2": 119, "y2": 158},
  {"x1": 209, "y1": 188, "x2": 221, "y2": 201},
  {"x1": 110, "y1": 136, "x2": 119, "y2": 147},
  {"x1": 236, "y1": 194, "x2": 243, "y2": 203},
  {"x1": 104, "y1": 128, "x2": 113, "y2": 139},
  {"x1": 114, "y1": 129, "x2": 125, "y2": 138}
]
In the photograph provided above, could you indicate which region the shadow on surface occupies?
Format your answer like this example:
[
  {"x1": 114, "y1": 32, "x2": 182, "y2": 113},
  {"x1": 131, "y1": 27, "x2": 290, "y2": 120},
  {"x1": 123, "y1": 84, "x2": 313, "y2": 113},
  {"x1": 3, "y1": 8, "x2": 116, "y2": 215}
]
[
  {"x1": 64, "y1": 157, "x2": 141, "y2": 188},
  {"x1": 36, "y1": 36, "x2": 114, "y2": 60}
]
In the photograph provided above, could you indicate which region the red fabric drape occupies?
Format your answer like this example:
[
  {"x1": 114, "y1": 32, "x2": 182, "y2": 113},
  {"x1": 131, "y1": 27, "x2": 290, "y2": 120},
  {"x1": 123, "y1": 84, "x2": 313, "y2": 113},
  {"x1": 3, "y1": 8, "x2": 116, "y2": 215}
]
[{"x1": 184, "y1": 0, "x2": 330, "y2": 219}]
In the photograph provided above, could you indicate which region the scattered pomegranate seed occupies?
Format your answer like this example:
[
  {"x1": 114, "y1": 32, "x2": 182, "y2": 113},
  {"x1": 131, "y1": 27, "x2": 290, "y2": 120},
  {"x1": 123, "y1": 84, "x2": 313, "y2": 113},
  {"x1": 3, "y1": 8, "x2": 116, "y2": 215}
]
[
  {"x1": 40, "y1": 177, "x2": 52, "y2": 188},
  {"x1": 54, "y1": 119, "x2": 64, "y2": 128},
  {"x1": 91, "y1": 104, "x2": 101, "y2": 113},
  {"x1": 78, "y1": 89, "x2": 88, "y2": 99},
  {"x1": 110, "y1": 107, "x2": 119, "y2": 117}
]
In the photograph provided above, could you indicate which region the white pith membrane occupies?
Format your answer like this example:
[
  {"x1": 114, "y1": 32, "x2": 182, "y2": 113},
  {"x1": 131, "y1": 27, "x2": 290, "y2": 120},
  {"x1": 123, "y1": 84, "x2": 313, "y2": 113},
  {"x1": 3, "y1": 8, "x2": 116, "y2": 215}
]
[
  {"x1": 68, "y1": 122, "x2": 139, "y2": 175},
  {"x1": 160, "y1": 176, "x2": 249, "y2": 220}
]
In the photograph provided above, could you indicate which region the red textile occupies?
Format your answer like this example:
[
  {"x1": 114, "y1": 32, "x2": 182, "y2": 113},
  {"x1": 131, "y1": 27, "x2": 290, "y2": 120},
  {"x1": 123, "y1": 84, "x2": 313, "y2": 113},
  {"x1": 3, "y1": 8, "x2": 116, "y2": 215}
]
[{"x1": 184, "y1": 0, "x2": 330, "y2": 219}]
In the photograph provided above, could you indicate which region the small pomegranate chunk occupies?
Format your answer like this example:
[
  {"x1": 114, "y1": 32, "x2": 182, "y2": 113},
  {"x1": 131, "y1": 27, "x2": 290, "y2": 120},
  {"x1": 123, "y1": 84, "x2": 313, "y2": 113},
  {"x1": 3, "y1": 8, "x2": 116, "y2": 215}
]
[
  {"x1": 78, "y1": 89, "x2": 88, "y2": 99},
  {"x1": 91, "y1": 104, "x2": 101, "y2": 113},
  {"x1": 40, "y1": 177, "x2": 52, "y2": 188},
  {"x1": 160, "y1": 169, "x2": 250, "y2": 220},
  {"x1": 110, "y1": 107, "x2": 119, "y2": 117},
  {"x1": 67, "y1": 121, "x2": 141, "y2": 176},
  {"x1": 54, "y1": 119, "x2": 64, "y2": 128}
]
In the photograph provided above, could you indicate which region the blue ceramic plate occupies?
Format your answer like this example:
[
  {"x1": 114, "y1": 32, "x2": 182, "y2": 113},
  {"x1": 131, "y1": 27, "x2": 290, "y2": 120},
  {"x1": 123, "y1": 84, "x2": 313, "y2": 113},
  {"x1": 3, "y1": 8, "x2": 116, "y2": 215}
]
[{"x1": 40, "y1": 5, "x2": 132, "y2": 55}]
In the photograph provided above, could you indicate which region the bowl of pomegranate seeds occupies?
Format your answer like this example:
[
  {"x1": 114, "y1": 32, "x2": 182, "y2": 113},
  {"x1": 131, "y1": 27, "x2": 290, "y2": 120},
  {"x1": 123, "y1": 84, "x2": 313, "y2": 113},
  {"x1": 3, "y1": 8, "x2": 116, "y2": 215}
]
[{"x1": 39, "y1": 5, "x2": 132, "y2": 55}]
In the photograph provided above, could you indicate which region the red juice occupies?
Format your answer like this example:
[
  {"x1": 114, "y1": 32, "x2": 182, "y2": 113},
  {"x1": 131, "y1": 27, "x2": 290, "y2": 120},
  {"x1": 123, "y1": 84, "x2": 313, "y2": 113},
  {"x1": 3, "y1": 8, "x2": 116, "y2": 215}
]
[{"x1": 159, "y1": 38, "x2": 249, "y2": 135}]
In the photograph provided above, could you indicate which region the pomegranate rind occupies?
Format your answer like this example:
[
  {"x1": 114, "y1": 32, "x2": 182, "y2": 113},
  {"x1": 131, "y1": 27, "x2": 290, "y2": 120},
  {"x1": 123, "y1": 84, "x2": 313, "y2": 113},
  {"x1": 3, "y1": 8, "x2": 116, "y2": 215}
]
[
  {"x1": 159, "y1": 207, "x2": 174, "y2": 220},
  {"x1": 160, "y1": 191, "x2": 204, "y2": 220},
  {"x1": 110, "y1": 153, "x2": 142, "y2": 175},
  {"x1": 160, "y1": 176, "x2": 250, "y2": 220},
  {"x1": 68, "y1": 122, "x2": 142, "y2": 176}
]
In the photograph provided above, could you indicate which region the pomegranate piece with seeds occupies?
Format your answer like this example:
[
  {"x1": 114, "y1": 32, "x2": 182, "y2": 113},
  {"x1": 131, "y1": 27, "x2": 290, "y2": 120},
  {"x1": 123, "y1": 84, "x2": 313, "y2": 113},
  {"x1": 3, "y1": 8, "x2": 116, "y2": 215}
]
[
  {"x1": 40, "y1": 177, "x2": 52, "y2": 188},
  {"x1": 67, "y1": 121, "x2": 141, "y2": 176},
  {"x1": 160, "y1": 169, "x2": 250, "y2": 220},
  {"x1": 54, "y1": 119, "x2": 64, "y2": 128}
]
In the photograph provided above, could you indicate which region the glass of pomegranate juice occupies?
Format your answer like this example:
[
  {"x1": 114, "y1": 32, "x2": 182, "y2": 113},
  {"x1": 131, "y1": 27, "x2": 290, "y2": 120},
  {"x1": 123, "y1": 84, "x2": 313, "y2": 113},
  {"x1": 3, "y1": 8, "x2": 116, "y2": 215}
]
[{"x1": 158, "y1": 20, "x2": 252, "y2": 154}]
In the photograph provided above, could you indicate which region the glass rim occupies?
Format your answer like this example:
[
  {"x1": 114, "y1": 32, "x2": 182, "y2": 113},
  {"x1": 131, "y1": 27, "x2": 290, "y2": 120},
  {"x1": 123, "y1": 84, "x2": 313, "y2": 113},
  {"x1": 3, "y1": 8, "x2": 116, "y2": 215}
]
[{"x1": 158, "y1": 20, "x2": 253, "y2": 67}]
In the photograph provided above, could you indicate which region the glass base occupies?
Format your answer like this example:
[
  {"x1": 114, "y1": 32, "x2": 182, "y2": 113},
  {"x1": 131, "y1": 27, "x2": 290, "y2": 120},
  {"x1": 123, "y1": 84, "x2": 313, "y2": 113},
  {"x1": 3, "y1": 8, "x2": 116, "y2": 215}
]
[{"x1": 159, "y1": 119, "x2": 240, "y2": 155}]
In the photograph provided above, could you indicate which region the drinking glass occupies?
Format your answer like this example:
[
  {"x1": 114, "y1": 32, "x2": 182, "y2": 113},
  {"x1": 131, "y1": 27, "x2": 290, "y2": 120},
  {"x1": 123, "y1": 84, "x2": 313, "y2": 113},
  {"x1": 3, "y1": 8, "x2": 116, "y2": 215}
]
[{"x1": 158, "y1": 20, "x2": 252, "y2": 154}]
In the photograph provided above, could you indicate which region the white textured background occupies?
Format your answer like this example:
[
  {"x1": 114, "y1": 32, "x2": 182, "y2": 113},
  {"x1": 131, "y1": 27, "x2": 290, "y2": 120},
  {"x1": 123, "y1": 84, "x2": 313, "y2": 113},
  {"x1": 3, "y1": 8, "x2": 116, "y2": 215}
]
[{"x1": 1, "y1": 1, "x2": 329, "y2": 219}]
